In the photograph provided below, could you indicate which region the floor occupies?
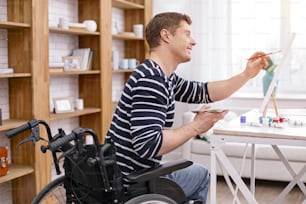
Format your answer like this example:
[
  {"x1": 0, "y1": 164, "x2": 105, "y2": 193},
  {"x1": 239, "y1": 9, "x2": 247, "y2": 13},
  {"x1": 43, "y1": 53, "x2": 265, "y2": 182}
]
[
  {"x1": 163, "y1": 151, "x2": 306, "y2": 204},
  {"x1": 207, "y1": 176, "x2": 306, "y2": 204}
]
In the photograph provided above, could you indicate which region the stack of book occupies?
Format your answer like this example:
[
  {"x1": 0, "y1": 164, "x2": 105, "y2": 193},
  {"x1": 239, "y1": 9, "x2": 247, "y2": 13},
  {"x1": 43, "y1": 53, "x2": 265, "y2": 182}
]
[
  {"x1": 72, "y1": 48, "x2": 93, "y2": 70},
  {"x1": 0, "y1": 68, "x2": 14, "y2": 74}
]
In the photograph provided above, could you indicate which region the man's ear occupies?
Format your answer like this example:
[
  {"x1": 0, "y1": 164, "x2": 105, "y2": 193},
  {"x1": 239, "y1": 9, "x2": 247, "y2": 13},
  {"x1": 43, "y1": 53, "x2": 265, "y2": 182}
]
[{"x1": 160, "y1": 29, "x2": 170, "y2": 43}]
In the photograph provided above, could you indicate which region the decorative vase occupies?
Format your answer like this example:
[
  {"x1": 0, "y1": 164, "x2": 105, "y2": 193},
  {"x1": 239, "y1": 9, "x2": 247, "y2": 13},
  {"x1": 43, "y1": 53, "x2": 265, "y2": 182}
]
[{"x1": 83, "y1": 20, "x2": 97, "y2": 32}]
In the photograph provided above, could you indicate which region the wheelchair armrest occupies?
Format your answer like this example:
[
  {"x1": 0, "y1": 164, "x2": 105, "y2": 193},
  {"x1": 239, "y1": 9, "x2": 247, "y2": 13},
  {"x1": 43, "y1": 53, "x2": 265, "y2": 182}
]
[{"x1": 126, "y1": 159, "x2": 193, "y2": 182}]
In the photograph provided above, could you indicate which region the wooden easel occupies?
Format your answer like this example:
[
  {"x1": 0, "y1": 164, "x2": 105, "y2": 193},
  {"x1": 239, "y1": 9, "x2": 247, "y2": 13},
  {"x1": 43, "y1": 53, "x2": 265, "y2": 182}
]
[
  {"x1": 260, "y1": 33, "x2": 295, "y2": 117},
  {"x1": 263, "y1": 91, "x2": 279, "y2": 117}
]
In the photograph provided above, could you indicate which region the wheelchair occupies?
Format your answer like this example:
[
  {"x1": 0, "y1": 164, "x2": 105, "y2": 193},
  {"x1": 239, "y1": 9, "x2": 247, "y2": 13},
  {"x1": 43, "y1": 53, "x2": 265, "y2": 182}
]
[{"x1": 6, "y1": 119, "x2": 193, "y2": 204}]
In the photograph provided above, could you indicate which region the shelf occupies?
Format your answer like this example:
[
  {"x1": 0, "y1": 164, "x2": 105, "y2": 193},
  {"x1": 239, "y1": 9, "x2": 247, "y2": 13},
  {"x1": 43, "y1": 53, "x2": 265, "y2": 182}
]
[
  {"x1": 0, "y1": 119, "x2": 28, "y2": 132},
  {"x1": 0, "y1": 73, "x2": 31, "y2": 78},
  {"x1": 112, "y1": 69, "x2": 135, "y2": 73},
  {"x1": 112, "y1": 34, "x2": 144, "y2": 40},
  {"x1": 0, "y1": 21, "x2": 31, "y2": 29},
  {"x1": 50, "y1": 69, "x2": 100, "y2": 76},
  {"x1": 0, "y1": 164, "x2": 34, "y2": 184},
  {"x1": 50, "y1": 108, "x2": 101, "y2": 121},
  {"x1": 49, "y1": 27, "x2": 100, "y2": 35},
  {"x1": 112, "y1": 0, "x2": 144, "y2": 9}
]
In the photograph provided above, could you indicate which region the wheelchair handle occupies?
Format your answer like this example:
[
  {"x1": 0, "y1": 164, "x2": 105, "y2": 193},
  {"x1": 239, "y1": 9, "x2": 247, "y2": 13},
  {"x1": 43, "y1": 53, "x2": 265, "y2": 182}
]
[
  {"x1": 6, "y1": 119, "x2": 39, "y2": 138},
  {"x1": 47, "y1": 133, "x2": 76, "y2": 152},
  {"x1": 47, "y1": 127, "x2": 100, "y2": 152}
]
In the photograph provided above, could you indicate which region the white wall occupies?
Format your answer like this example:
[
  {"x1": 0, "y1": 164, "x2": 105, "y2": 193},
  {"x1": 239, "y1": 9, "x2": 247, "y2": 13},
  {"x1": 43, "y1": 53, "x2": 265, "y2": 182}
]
[
  {"x1": 152, "y1": 0, "x2": 306, "y2": 161},
  {"x1": 152, "y1": 0, "x2": 306, "y2": 127},
  {"x1": 152, "y1": 0, "x2": 197, "y2": 129},
  {"x1": 48, "y1": 0, "x2": 82, "y2": 134}
]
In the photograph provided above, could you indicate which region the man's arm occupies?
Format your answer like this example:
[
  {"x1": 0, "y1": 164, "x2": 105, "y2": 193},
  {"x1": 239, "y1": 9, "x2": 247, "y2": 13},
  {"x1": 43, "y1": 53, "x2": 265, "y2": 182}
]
[
  {"x1": 157, "y1": 110, "x2": 228, "y2": 156},
  {"x1": 207, "y1": 51, "x2": 269, "y2": 102}
]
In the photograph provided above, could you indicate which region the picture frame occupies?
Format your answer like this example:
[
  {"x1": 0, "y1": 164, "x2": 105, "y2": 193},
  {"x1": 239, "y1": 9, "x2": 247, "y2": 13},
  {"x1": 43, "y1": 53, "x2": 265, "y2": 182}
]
[
  {"x1": 53, "y1": 98, "x2": 74, "y2": 113},
  {"x1": 62, "y1": 56, "x2": 82, "y2": 71}
]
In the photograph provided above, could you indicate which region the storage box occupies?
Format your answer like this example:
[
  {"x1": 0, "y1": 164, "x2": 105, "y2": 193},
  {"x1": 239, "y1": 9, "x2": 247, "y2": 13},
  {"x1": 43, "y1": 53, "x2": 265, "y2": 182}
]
[{"x1": 0, "y1": 147, "x2": 9, "y2": 177}]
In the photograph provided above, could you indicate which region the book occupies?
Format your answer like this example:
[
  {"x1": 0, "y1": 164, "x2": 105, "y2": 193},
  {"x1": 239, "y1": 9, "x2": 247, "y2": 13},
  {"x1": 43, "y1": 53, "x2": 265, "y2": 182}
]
[
  {"x1": 87, "y1": 50, "x2": 93, "y2": 70},
  {"x1": 72, "y1": 48, "x2": 91, "y2": 70},
  {"x1": 0, "y1": 68, "x2": 14, "y2": 74}
]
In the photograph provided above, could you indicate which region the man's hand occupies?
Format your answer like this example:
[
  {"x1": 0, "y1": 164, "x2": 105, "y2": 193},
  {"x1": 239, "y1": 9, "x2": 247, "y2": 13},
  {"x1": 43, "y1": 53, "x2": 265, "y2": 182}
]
[
  {"x1": 244, "y1": 51, "x2": 269, "y2": 79},
  {"x1": 159, "y1": 106, "x2": 227, "y2": 156},
  {"x1": 192, "y1": 109, "x2": 228, "y2": 135}
]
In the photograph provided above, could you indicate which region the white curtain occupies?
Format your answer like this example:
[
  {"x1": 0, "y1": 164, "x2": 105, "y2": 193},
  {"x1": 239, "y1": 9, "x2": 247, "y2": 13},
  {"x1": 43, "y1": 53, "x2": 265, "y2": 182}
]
[
  {"x1": 190, "y1": 0, "x2": 230, "y2": 82},
  {"x1": 152, "y1": 0, "x2": 306, "y2": 127},
  {"x1": 153, "y1": 0, "x2": 230, "y2": 82},
  {"x1": 152, "y1": 0, "x2": 229, "y2": 127}
]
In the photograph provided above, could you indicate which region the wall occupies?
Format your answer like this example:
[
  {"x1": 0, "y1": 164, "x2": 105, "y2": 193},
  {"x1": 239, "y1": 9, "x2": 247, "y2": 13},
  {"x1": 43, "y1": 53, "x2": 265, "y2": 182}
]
[
  {"x1": 111, "y1": 7, "x2": 125, "y2": 102},
  {"x1": 152, "y1": 0, "x2": 306, "y2": 126},
  {"x1": 152, "y1": 0, "x2": 306, "y2": 161},
  {"x1": 48, "y1": 0, "x2": 80, "y2": 135}
]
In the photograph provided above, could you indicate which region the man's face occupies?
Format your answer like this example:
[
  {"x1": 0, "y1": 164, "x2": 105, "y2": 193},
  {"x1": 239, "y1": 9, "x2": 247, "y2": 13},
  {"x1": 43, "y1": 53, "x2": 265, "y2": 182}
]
[{"x1": 168, "y1": 21, "x2": 196, "y2": 63}]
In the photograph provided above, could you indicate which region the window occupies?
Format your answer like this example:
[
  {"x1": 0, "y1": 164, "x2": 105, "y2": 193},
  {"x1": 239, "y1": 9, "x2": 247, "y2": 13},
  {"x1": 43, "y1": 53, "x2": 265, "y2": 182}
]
[
  {"x1": 154, "y1": 0, "x2": 306, "y2": 95},
  {"x1": 230, "y1": 0, "x2": 306, "y2": 94}
]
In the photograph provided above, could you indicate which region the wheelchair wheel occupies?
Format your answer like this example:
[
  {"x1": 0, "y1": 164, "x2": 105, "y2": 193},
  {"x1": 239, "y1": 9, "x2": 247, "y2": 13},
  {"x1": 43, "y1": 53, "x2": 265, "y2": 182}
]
[
  {"x1": 32, "y1": 176, "x2": 66, "y2": 204},
  {"x1": 125, "y1": 193, "x2": 177, "y2": 204}
]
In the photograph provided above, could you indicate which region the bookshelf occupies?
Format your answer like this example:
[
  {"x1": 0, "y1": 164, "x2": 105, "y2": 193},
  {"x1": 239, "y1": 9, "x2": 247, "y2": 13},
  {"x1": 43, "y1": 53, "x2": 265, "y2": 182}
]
[
  {"x1": 111, "y1": 0, "x2": 152, "y2": 95},
  {"x1": 0, "y1": 0, "x2": 151, "y2": 202},
  {"x1": 47, "y1": 0, "x2": 112, "y2": 139},
  {"x1": 0, "y1": 0, "x2": 49, "y2": 203},
  {"x1": 0, "y1": 0, "x2": 112, "y2": 202}
]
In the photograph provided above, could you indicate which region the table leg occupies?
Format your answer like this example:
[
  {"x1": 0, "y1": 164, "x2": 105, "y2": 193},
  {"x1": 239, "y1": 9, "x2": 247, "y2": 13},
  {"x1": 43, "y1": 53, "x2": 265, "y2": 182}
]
[
  {"x1": 272, "y1": 145, "x2": 306, "y2": 196},
  {"x1": 215, "y1": 150, "x2": 258, "y2": 204},
  {"x1": 250, "y1": 144, "x2": 256, "y2": 195},
  {"x1": 232, "y1": 143, "x2": 251, "y2": 204},
  {"x1": 273, "y1": 164, "x2": 306, "y2": 204},
  {"x1": 210, "y1": 144, "x2": 217, "y2": 204},
  {"x1": 217, "y1": 157, "x2": 241, "y2": 204},
  {"x1": 270, "y1": 145, "x2": 306, "y2": 203}
]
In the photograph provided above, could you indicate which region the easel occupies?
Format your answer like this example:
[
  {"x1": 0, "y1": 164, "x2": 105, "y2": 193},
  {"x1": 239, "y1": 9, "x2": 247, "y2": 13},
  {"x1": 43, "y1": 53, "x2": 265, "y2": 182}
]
[
  {"x1": 263, "y1": 91, "x2": 279, "y2": 117},
  {"x1": 259, "y1": 33, "x2": 296, "y2": 117},
  {"x1": 262, "y1": 60, "x2": 279, "y2": 118}
]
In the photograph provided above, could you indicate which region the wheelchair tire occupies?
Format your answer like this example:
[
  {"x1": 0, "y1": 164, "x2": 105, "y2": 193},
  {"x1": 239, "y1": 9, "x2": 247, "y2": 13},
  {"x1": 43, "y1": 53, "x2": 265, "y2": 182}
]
[
  {"x1": 32, "y1": 176, "x2": 66, "y2": 204},
  {"x1": 125, "y1": 193, "x2": 177, "y2": 204}
]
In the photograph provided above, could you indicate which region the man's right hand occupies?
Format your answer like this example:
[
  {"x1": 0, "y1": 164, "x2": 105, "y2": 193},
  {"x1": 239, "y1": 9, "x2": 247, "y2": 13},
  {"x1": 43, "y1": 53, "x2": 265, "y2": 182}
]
[{"x1": 192, "y1": 110, "x2": 228, "y2": 134}]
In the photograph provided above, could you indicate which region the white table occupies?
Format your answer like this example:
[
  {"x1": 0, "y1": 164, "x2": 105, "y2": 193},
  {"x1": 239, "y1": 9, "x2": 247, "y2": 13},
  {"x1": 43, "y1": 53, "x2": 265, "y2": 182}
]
[{"x1": 210, "y1": 109, "x2": 306, "y2": 204}]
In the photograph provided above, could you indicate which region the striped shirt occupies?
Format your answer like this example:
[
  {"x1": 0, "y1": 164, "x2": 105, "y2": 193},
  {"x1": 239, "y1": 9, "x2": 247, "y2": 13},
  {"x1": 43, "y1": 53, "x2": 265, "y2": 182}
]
[{"x1": 106, "y1": 59, "x2": 212, "y2": 184}]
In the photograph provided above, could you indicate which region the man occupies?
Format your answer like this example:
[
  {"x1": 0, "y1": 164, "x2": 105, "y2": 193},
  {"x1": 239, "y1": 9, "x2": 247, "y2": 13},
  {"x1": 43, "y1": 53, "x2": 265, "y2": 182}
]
[{"x1": 106, "y1": 12, "x2": 269, "y2": 203}]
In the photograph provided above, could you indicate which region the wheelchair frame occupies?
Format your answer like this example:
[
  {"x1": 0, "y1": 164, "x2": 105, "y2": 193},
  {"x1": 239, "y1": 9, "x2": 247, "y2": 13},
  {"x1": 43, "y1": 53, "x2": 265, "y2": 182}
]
[{"x1": 6, "y1": 119, "x2": 193, "y2": 204}]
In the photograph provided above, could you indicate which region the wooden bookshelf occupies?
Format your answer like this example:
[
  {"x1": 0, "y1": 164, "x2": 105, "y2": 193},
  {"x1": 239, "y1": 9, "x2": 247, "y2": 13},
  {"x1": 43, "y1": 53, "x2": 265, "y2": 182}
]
[
  {"x1": 49, "y1": 70, "x2": 100, "y2": 75},
  {"x1": 111, "y1": 0, "x2": 152, "y2": 97},
  {"x1": 112, "y1": 0, "x2": 144, "y2": 9},
  {"x1": 50, "y1": 108, "x2": 101, "y2": 121},
  {"x1": 0, "y1": 0, "x2": 151, "y2": 203},
  {"x1": 0, "y1": 119, "x2": 28, "y2": 132},
  {"x1": 49, "y1": 27, "x2": 100, "y2": 35},
  {"x1": 0, "y1": 21, "x2": 30, "y2": 29},
  {"x1": 0, "y1": 73, "x2": 31, "y2": 78},
  {"x1": 0, "y1": 164, "x2": 34, "y2": 184}
]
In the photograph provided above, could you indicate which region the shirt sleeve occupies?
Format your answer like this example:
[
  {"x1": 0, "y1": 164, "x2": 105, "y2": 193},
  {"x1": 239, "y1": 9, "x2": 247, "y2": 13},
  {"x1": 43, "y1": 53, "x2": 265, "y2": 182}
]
[{"x1": 173, "y1": 74, "x2": 212, "y2": 103}]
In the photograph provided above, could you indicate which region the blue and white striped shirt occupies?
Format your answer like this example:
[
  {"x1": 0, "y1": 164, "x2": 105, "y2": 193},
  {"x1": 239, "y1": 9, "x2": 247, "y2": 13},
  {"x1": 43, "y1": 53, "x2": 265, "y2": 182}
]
[{"x1": 106, "y1": 59, "x2": 212, "y2": 184}]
